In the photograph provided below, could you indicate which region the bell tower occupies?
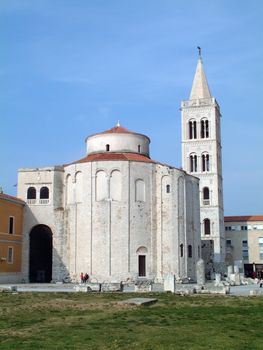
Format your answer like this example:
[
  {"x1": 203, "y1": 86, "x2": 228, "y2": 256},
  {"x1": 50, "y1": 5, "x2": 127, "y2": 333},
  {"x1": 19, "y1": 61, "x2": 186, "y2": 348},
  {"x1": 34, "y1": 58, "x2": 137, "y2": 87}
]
[{"x1": 181, "y1": 50, "x2": 225, "y2": 276}]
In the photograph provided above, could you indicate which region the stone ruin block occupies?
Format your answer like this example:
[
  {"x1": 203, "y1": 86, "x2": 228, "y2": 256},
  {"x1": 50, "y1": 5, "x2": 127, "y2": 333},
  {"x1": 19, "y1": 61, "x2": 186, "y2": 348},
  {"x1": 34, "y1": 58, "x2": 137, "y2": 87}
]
[
  {"x1": 101, "y1": 283, "x2": 122, "y2": 292},
  {"x1": 164, "y1": 274, "x2": 176, "y2": 292}
]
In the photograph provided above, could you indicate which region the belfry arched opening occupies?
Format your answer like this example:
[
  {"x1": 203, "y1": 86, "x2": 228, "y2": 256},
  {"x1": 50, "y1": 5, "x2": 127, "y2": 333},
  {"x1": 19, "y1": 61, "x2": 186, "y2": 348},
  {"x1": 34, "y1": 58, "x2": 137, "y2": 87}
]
[{"x1": 29, "y1": 225, "x2": 52, "y2": 283}]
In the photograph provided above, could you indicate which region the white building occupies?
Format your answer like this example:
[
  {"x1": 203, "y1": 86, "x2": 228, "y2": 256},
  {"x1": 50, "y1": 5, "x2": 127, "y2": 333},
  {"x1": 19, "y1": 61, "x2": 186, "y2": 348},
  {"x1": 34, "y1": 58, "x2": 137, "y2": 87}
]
[
  {"x1": 181, "y1": 55, "x2": 225, "y2": 277},
  {"x1": 225, "y1": 215, "x2": 263, "y2": 278},
  {"x1": 17, "y1": 124, "x2": 201, "y2": 284}
]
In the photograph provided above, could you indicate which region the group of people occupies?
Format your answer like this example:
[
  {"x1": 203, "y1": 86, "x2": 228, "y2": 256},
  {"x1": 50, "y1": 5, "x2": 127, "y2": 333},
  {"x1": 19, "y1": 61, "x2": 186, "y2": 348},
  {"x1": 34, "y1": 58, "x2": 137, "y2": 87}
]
[{"x1": 80, "y1": 272, "x2": 89, "y2": 283}]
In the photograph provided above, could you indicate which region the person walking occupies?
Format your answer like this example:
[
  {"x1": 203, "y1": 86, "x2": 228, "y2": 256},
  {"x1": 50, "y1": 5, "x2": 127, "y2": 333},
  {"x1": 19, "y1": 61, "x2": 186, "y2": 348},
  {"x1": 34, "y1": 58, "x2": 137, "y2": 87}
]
[{"x1": 80, "y1": 272, "x2": 84, "y2": 283}]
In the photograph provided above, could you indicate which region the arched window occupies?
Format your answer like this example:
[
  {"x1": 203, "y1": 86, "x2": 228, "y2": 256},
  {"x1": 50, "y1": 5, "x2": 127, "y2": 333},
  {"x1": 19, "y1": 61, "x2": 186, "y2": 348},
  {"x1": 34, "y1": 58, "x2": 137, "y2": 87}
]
[
  {"x1": 40, "y1": 187, "x2": 49, "y2": 199},
  {"x1": 180, "y1": 244, "x2": 184, "y2": 257},
  {"x1": 201, "y1": 119, "x2": 209, "y2": 138},
  {"x1": 96, "y1": 170, "x2": 107, "y2": 201},
  {"x1": 203, "y1": 187, "x2": 210, "y2": 205},
  {"x1": 110, "y1": 170, "x2": 122, "y2": 201},
  {"x1": 66, "y1": 174, "x2": 72, "y2": 204},
  {"x1": 202, "y1": 154, "x2": 210, "y2": 172},
  {"x1": 27, "y1": 187, "x2": 36, "y2": 200},
  {"x1": 188, "y1": 120, "x2": 197, "y2": 139},
  {"x1": 204, "y1": 219, "x2": 211, "y2": 235},
  {"x1": 75, "y1": 172, "x2": 83, "y2": 203},
  {"x1": 106, "y1": 144, "x2": 110, "y2": 151},
  {"x1": 188, "y1": 245, "x2": 192, "y2": 258},
  {"x1": 166, "y1": 184, "x2": 170, "y2": 193},
  {"x1": 190, "y1": 154, "x2": 197, "y2": 172},
  {"x1": 135, "y1": 179, "x2": 145, "y2": 202},
  {"x1": 138, "y1": 145, "x2": 141, "y2": 153}
]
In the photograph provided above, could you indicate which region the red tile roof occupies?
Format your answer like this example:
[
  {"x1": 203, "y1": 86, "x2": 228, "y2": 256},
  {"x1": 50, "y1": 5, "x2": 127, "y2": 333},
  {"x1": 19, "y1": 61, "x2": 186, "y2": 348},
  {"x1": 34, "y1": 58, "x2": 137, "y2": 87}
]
[
  {"x1": 70, "y1": 152, "x2": 158, "y2": 165},
  {"x1": 224, "y1": 215, "x2": 263, "y2": 222},
  {"x1": 88, "y1": 125, "x2": 150, "y2": 141},
  {"x1": 101, "y1": 125, "x2": 134, "y2": 134},
  {"x1": 0, "y1": 193, "x2": 25, "y2": 205}
]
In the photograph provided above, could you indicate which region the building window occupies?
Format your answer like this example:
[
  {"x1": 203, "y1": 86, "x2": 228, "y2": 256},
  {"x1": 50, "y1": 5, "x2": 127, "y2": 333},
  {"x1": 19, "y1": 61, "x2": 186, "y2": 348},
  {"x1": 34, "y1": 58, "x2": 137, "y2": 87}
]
[
  {"x1": 231, "y1": 225, "x2": 241, "y2": 231},
  {"x1": 40, "y1": 187, "x2": 49, "y2": 199},
  {"x1": 180, "y1": 244, "x2": 184, "y2": 257},
  {"x1": 138, "y1": 145, "x2": 141, "y2": 153},
  {"x1": 9, "y1": 217, "x2": 14, "y2": 234},
  {"x1": 40, "y1": 187, "x2": 49, "y2": 204},
  {"x1": 138, "y1": 255, "x2": 146, "y2": 277},
  {"x1": 166, "y1": 185, "x2": 170, "y2": 193},
  {"x1": 241, "y1": 225, "x2": 248, "y2": 231},
  {"x1": 190, "y1": 154, "x2": 197, "y2": 172},
  {"x1": 204, "y1": 219, "x2": 211, "y2": 235},
  {"x1": 202, "y1": 154, "x2": 210, "y2": 172},
  {"x1": 242, "y1": 240, "x2": 248, "y2": 248},
  {"x1": 7, "y1": 247, "x2": 13, "y2": 264},
  {"x1": 188, "y1": 245, "x2": 192, "y2": 258},
  {"x1": 106, "y1": 144, "x2": 110, "y2": 152},
  {"x1": 242, "y1": 251, "x2": 249, "y2": 260},
  {"x1": 27, "y1": 187, "x2": 36, "y2": 200},
  {"x1": 201, "y1": 119, "x2": 209, "y2": 138},
  {"x1": 226, "y1": 239, "x2": 231, "y2": 246},
  {"x1": 203, "y1": 187, "x2": 210, "y2": 205},
  {"x1": 242, "y1": 240, "x2": 248, "y2": 260},
  {"x1": 189, "y1": 120, "x2": 197, "y2": 139}
]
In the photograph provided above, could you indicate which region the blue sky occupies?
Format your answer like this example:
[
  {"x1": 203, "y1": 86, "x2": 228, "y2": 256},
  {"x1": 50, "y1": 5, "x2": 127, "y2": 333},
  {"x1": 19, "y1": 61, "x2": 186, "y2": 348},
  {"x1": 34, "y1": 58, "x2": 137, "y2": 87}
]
[{"x1": 1, "y1": 0, "x2": 262, "y2": 215}]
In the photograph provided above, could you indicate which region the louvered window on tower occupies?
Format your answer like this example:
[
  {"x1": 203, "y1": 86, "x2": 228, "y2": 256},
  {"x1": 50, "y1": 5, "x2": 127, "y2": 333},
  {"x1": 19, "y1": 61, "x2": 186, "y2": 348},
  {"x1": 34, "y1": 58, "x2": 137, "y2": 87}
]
[
  {"x1": 190, "y1": 154, "x2": 197, "y2": 172},
  {"x1": 204, "y1": 219, "x2": 211, "y2": 235},
  {"x1": 201, "y1": 119, "x2": 209, "y2": 138},
  {"x1": 189, "y1": 120, "x2": 197, "y2": 139},
  {"x1": 203, "y1": 187, "x2": 210, "y2": 205},
  {"x1": 202, "y1": 154, "x2": 210, "y2": 172}
]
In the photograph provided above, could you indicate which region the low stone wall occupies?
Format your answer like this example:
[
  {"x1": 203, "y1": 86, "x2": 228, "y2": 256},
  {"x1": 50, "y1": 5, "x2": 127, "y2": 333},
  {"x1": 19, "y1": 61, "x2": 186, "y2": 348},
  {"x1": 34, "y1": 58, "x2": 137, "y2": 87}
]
[{"x1": 0, "y1": 273, "x2": 23, "y2": 284}]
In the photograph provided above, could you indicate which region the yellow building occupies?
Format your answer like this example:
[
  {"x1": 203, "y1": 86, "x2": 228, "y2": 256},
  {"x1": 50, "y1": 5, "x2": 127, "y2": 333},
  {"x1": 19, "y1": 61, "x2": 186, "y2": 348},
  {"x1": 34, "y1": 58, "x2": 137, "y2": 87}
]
[
  {"x1": 0, "y1": 192, "x2": 25, "y2": 283},
  {"x1": 225, "y1": 215, "x2": 263, "y2": 278}
]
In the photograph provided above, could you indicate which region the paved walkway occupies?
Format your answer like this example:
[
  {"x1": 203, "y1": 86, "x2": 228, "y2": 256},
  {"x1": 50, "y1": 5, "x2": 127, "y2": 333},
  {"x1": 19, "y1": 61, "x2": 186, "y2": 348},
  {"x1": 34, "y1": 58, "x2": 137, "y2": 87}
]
[
  {"x1": 0, "y1": 283, "x2": 263, "y2": 296},
  {"x1": 0, "y1": 283, "x2": 76, "y2": 293},
  {"x1": 230, "y1": 284, "x2": 263, "y2": 296}
]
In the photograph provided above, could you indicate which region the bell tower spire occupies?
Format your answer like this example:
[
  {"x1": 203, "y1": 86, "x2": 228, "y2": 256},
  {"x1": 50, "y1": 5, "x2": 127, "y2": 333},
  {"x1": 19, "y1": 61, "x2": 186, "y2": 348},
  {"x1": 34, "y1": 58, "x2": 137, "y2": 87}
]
[
  {"x1": 190, "y1": 49, "x2": 211, "y2": 100},
  {"x1": 181, "y1": 51, "x2": 225, "y2": 277}
]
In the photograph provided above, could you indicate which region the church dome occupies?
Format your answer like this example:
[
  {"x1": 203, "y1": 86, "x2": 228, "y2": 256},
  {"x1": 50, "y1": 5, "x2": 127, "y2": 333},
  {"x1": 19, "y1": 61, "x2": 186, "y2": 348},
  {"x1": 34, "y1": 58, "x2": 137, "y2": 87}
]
[{"x1": 86, "y1": 123, "x2": 150, "y2": 157}]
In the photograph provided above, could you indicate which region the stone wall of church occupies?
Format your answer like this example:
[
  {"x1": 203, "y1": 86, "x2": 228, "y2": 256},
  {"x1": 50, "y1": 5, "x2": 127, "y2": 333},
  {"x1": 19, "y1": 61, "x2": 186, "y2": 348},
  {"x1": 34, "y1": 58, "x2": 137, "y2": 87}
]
[
  {"x1": 17, "y1": 166, "x2": 66, "y2": 282},
  {"x1": 17, "y1": 160, "x2": 201, "y2": 284},
  {"x1": 64, "y1": 160, "x2": 156, "y2": 282}
]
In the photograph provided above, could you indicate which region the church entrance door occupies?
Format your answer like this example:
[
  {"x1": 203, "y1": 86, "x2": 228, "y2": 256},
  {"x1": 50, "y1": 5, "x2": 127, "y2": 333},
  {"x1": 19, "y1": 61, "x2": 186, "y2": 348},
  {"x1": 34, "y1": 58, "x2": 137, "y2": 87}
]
[
  {"x1": 138, "y1": 255, "x2": 146, "y2": 277},
  {"x1": 29, "y1": 225, "x2": 52, "y2": 283}
]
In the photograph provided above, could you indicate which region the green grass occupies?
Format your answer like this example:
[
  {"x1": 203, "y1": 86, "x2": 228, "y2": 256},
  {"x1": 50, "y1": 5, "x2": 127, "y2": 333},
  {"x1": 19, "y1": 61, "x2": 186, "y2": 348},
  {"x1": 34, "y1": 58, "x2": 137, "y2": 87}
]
[{"x1": 0, "y1": 292, "x2": 262, "y2": 349}]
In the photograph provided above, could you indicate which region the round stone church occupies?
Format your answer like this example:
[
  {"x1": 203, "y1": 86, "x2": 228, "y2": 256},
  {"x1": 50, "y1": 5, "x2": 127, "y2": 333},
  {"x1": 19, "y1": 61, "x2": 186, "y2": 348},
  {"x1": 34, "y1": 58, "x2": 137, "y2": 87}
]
[{"x1": 18, "y1": 123, "x2": 201, "y2": 284}]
